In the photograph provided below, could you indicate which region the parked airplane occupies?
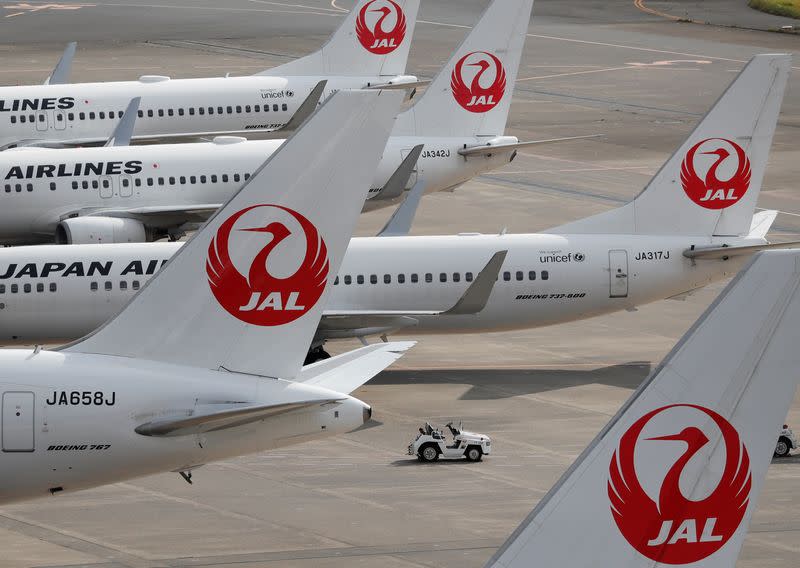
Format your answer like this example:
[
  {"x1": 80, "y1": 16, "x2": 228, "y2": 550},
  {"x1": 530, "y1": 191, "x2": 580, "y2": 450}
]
[
  {"x1": 0, "y1": 0, "x2": 538, "y2": 244},
  {"x1": 0, "y1": 89, "x2": 415, "y2": 505},
  {"x1": 0, "y1": 55, "x2": 791, "y2": 365},
  {"x1": 0, "y1": 0, "x2": 420, "y2": 150},
  {"x1": 484, "y1": 249, "x2": 800, "y2": 568}
]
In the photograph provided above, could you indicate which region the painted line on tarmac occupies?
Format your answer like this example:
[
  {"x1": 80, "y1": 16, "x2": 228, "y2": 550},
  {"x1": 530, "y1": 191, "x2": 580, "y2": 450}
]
[{"x1": 633, "y1": 0, "x2": 682, "y2": 21}]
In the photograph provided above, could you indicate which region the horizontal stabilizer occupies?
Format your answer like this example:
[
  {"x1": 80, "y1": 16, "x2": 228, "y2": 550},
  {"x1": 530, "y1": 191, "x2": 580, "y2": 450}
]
[
  {"x1": 45, "y1": 41, "x2": 76, "y2": 85},
  {"x1": 105, "y1": 97, "x2": 141, "y2": 147},
  {"x1": 683, "y1": 240, "x2": 800, "y2": 260},
  {"x1": 135, "y1": 400, "x2": 337, "y2": 437},
  {"x1": 298, "y1": 341, "x2": 415, "y2": 394},
  {"x1": 366, "y1": 79, "x2": 430, "y2": 90},
  {"x1": 378, "y1": 179, "x2": 426, "y2": 236},
  {"x1": 458, "y1": 134, "x2": 602, "y2": 157},
  {"x1": 749, "y1": 209, "x2": 778, "y2": 239},
  {"x1": 373, "y1": 144, "x2": 423, "y2": 201}
]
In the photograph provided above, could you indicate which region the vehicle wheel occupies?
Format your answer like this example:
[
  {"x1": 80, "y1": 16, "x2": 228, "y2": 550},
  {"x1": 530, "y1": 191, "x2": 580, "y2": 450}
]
[
  {"x1": 419, "y1": 445, "x2": 439, "y2": 462},
  {"x1": 465, "y1": 446, "x2": 483, "y2": 462},
  {"x1": 775, "y1": 437, "x2": 791, "y2": 458}
]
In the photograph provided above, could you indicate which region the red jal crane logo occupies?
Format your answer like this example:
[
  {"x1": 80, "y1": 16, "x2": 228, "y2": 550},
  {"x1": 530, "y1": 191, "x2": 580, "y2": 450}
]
[
  {"x1": 680, "y1": 138, "x2": 752, "y2": 210},
  {"x1": 356, "y1": 0, "x2": 406, "y2": 55},
  {"x1": 451, "y1": 51, "x2": 507, "y2": 113},
  {"x1": 608, "y1": 404, "x2": 751, "y2": 564},
  {"x1": 206, "y1": 204, "x2": 329, "y2": 326}
]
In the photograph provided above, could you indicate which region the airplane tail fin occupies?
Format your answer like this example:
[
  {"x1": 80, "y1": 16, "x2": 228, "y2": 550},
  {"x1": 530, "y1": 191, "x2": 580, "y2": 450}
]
[
  {"x1": 63, "y1": 90, "x2": 403, "y2": 380},
  {"x1": 486, "y1": 249, "x2": 800, "y2": 568},
  {"x1": 264, "y1": 0, "x2": 419, "y2": 79},
  {"x1": 392, "y1": 0, "x2": 534, "y2": 138},
  {"x1": 548, "y1": 54, "x2": 790, "y2": 237}
]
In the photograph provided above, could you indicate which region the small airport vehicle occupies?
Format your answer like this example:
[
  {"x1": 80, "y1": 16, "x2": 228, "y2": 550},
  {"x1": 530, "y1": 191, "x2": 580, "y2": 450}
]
[
  {"x1": 409, "y1": 421, "x2": 491, "y2": 462},
  {"x1": 775, "y1": 424, "x2": 798, "y2": 457}
]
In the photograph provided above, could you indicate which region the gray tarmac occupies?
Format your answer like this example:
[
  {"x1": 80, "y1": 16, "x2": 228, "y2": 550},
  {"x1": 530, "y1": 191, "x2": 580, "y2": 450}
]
[{"x1": 1, "y1": 1, "x2": 800, "y2": 567}]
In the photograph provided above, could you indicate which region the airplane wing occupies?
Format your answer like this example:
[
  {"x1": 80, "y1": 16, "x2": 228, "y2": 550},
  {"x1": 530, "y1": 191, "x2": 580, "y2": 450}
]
[
  {"x1": 458, "y1": 134, "x2": 602, "y2": 157},
  {"x1": 298, "y1": 341, "x2": 415, "y2": 394},
  {"x1": 44, "y1": 42, "x2": 76, "y2": 85},
  {"x1": 134, "y1": 399, "x2": 339, "y2": 437},
  {"x1": 318, "y1": 250, "x2": 507, "y2": 338},
  {"x1": 82, "y1": 204, "x2": 223, "y2": 224}
]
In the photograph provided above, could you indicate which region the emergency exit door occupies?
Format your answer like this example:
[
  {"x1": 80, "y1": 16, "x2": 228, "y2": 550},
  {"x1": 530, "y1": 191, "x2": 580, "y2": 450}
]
[
  {"x1": 2, "y1": 392, "x2": 34, "y2": 452},
  {"x1": 609, "y1": 250, "x2": 629, "y2": 298}
]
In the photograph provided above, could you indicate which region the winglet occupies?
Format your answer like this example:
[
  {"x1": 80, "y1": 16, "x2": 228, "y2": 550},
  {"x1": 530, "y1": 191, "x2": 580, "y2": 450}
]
[
  {"x1": 485, "y1": 249, "x2": 800, "y2": 568},
  {"x1": 44, "y1": 42, "x2": 76, "y2": 85},
  {"x1": 374, "y1": 144, "x2": 423, "y2": 203},
  {"x1": 444, "y1": 250, "x2": 507, "y2": 315},
  {"x1": 275, "y1": 80, "x2": 327, "y2": 135},
  {"x1": 105, "y1": 97, "x2": 141, "y2": 147},
  {"x1": 378, "y1": 179, "x2": 426, "y2": 236}
]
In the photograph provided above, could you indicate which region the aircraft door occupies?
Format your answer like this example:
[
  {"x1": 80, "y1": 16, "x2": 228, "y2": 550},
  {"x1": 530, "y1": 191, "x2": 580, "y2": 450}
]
[
  {"x1": 52, "y1": 110, "x2": 67, "y2": 131},
  {"x1": 35, "y1": 111, "x2": 48, "y2": 132},
  {"x1": 400, "y1": 148, "x2": 419, "y2": 186},
  {"x1": 99, "y1": 175, "x2": 113, "y2": 199},
  {"x1": 609, "y1": 250, "x2": 629, "y2": 298},
  {"x1": 2, "y1": 392, "x2": 35, "y2": 452},
  {"x1": 119, "y1": 175, "x2": 133, "y2": 198}
]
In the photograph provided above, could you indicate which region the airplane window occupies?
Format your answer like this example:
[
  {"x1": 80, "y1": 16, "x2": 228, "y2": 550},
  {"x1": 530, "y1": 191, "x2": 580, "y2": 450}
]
[
  {"x1": 200, "y1": 175, "x2": 207, "y2": 183},
  {"x1": 122, "y1": 178, "x2": 129, "y2": 187},
  {"x1": 135, "y1": 178, "x2": 142, "y2": 187},
  {"x1": 222, "y1": 174, "x2": 229, "y2": 182},
  {"x1": 503, "y1": 271, "x2": 511, "y2": 281},
  {"x1": 104, "y1": 281, "x2": 112, "y2": 291},
  {"x1": 208, "y1": 107, "x2": 214, "y2": 115},
  {"x1": 0, "y1": 285, "x2": 5, "y2": 293},
  {"x1": 542, "y1": 271, "x2": 549, "y2": 280},
  {"x1": 56, "y1": 114, "x2": 63, "y2": 122},
  {"x1": 263, "y1": 105, "x2": 269, "y2": 112},
  {"x1": 466, "y1": 272, "x2": 473, "y2": 282},
  {"x1": 38, "y1": 114, "x2": 45, "y2": 122},
  {"x1": 23, "y1": 284, "x2": 30, "y2": 293},
  {"x1": 26, "y1": 183, "x2": 33, "y2": 192},
  {"x1": 157, "y1": 177, "x2": 164, "y2": 186},
  {"x1": 82, "y1": 181, "x2": 88, "y2": 189},
  {"x1": 357, "y1": 275, "x2": 364, "y2": 284},
  {"x1": 398, "y1": 274, "x2": 405, "y2": 283},
  {"x1": 253, "y1": 104, "x2": 260, "y2": 112},
  {"x1": 273, "y1": 104, "x2": 279, "y2": 112},
  {"x1": 147, "y1": 110, "x2": 154, "y2": 118},
  {"x1": 138, "y1": 110, "x2": 144, "y2": 118},
  {"x1": 120, "y1": 281, "x2": 127, "y2": 290},
  {"x1": 29, "y1": 114, "x2": 35, "y2": 122},
  {"x1": 147, "y1": 178, "x2": 153, "y2": 187},
  {"x1": 226, "y1": 106, "x2": 233, "y2": 114},
  {"x1": 158, "y1": 109, "x2": 164, "y2": 117},
  {"x1": 109, "y1": 111, "x2": 115, "y2": 119},
  {"x1": 425, "y1": 273, "x2": 432, "y2": 283},
  {"x1": 211, "y1": 174, "x2": 217, "y2": 183},
  {"x1": 10, "y1": 116, "x2": 15, "y2": 124},
  {"x1": 233, "y1": 174, "x2": 240, "y2": 182},
  {"x1": 344, "y1": 275, "x2": 352, "y2": 285},
  {"x1": 91, "y1": 180, "x2": 99, "y2": 189},
  {"x1": 217, "y1": 106, "x2": 223, "y2": 114},
  {"x1": 102, "y1": 179, "x2": 109, "y2": 189},
  {"x1": 244, "y1": 173, "x2": 251, "y2": 180},
  {"x1": 36, "y1": 283, "x2": 43, "y2": 293},
  {"x1": 14, "y1": 184, "x2": 21, "y2": 192},
  {"x1": 334, "y1": 276, "x2": 339, "y2": 285},
  {"x1": 439, "y1": 273, "x2": 447, "y2": 283},
  {"x1": 89, "y1": 112, "x2": 96, "y2": 119},
  {"x1": 49, "y1": 283, "x2": 56, "y2": 292},
  {"x1": 411, "y1": 273, "x2": 418, "y2": 283},
  {"x1": 282, "y1": 104, "x2": 288, "y2": 111},
  {"x1": 236, "y1": 105, "x2": 242, "y2": 113},
  {"x1": 528, "y1": 271, "x2": 536, "y2": 280},
  {"x1": 198, "y1": 107, "x2": 205, "y2": 115},
  {"x1": 370, "y1": 275, "x2": 377, "y2": 284},
  {"x1": 99, "y1": 111, "x2": 106, "y2": 119},
  {"x1": 169, "y1": 176, "x2": 175, "y2": 185},
  {"x1": 72, "y1": 181, "x2": 78, "y2": 190},
  {"x1": 179, "y1": 176, "x2": 186, "y2": 184},
  {"x1": 68, "y1": 113, "x2": 74, "y2": 120},
  {"x1": 168, "y1": 109, "x2": 174, "y2": 117},
  {"x1": 10, "y1": 284, "x2": 17, "y2": 293},
  {"x1": 90, "y1": 282, "x2": 98, "y2": 291},
  {"x1": 189, "y1": 108, "x2": 195, "y2": 116},
  {"x1": 453, "y1": 273, "x2": 460, "y2": 282},
  {"x1": 178, "y1": 108, "x2": 184, "y2": 116},
  {"x1": 384, "y1": 274, "x2": 391, "y2": 284},
  {"x1": 49, "y1": 182, "x2": 56, "y2": 191},
  {"x1": 245, "y1": 105, "x2": 250, "y2": 112},
  {"x1": 119, "y1": 110, "x2": 124, "y2": 117},
  {"x1": 79, "y1": 112, "x2": 86, "y2": 120},
  {"x1": 19, "y1": 115, "x2": 25, "y2": 123},
  {"x1": 516, "y1": 271, "x2": 523, "y2": 281},
  {"x1": 190, "y1": 176, "x2": 196, "y2": 184},
  {"x1": 3, "y1": 184, "x2": 8, "y2": 193},
  {"x1": 132, "y1": 280, "x2": 140, "y2": 290}
]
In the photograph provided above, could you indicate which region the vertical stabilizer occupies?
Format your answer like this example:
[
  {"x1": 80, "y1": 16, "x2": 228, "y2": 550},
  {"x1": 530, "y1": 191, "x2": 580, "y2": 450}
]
[
  {"x1": 486, "y1": 250, "x2": 800, "y2": 568},
  {"x1": 392, "y1": 0, "x2": 534, "y2": 137},
  {"x1": 64, "y1": 90, "x2": 403, "y2": 380},
  {"x1": 548, "y1": 54, "x2": 790, "y2": 237},
  {"x1": 264, "y1": 0, "x2": 419, "y2": 78}
]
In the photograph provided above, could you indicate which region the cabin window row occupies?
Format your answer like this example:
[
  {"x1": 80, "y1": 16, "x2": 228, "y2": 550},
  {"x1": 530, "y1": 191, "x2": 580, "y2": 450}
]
[
  {"x1": 3, "y1": 173, "x2": 252, "y2": 193},
  {"x1": 333, "y1": 270, "x2": 550, "y2": 286},
  {"x1": 89, "y1": 280, "x2": 141, "y2": 292},
  {"x1": 9, "y1": 103, "x2": 289, "y2": 124},
  {"x1": 0, "y1": 282, "x2": 57, "y2": 294}
]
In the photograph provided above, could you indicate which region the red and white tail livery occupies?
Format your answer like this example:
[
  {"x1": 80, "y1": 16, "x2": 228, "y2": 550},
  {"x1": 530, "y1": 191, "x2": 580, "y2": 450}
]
[{"x1": 486, "y1": 249, "x2": 800, "y2": 568}]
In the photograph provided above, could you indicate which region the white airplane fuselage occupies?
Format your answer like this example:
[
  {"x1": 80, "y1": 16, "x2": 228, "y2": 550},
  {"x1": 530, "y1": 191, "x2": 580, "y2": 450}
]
[
  {"x1": 0, "y1": 75, "x2": 397, "y2": 149},
  {"x1": 0, "y1": 138, "x2": 511, "y2": 243},
  {"x1": 0, "y1": 349, "x2": 369, "y2": 504},
  {"x1": 0, "y1": 233, "x2": 750, "y2": 342}
]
